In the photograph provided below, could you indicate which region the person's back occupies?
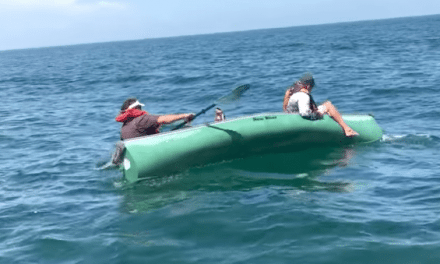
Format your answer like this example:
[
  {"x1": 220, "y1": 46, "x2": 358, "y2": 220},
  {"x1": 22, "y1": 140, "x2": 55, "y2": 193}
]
[{"x1": 120, "y1": 113, "x2": 161, "y2": 140}]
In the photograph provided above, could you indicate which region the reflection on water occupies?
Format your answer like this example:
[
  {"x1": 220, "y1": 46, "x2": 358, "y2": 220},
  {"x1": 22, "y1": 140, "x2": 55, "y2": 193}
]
[
  {"x1": 120, "y1": 146, "x2": 356, "y2": 213},
  {"x1": 226, "y1": 146, "x2": 356, "y2": 176},
  {"x1": 118, "y1": 174, "x2": 189, "y2": 214}
]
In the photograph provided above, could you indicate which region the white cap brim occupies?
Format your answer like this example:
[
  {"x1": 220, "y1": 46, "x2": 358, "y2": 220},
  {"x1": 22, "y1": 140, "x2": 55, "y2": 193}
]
[{"x1": 128, "y1": 101, "x2": 145, "y2": 109}]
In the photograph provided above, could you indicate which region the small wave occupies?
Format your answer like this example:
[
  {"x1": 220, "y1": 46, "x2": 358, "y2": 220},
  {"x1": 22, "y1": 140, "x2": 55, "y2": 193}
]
[
  {"x1": 328, "y1": 41, "x2": 359, "y2": 51},
  {"x1": 381, "y1": 134, "x2": 439, "y2": 147},
  {"x1": 95, "y1": 160, "x2": 118, "y2": 171},
  {"x1": 413, "y1": 111, "x2": 440, "y2": 119},
  {"x1": 114, "y1": 74, "x2": 151, "y2": 84},
  {"x1": 0, "y1": 133, "x2": 9, "y2": 140},
  {"x1": 165, "y1": 75, "x2": 205, "y2": 85},
  {"x1": 381, "y1": 134, "x2": 406, "y2": 142},
  {"x1": 277, "y1": 42, "x2": 306, "y2": 49},
  {"x1": 369, "y1": 88, "x2": 401, "y2": 96},
  {"x1": 35, "y1": 237, "x2": 85, "y2": 260}
]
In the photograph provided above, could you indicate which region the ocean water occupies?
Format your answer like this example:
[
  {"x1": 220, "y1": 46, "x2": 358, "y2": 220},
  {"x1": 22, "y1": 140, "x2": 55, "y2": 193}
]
[{"x1": 1, "y1": 14, "x2": 440, "y2": 263}]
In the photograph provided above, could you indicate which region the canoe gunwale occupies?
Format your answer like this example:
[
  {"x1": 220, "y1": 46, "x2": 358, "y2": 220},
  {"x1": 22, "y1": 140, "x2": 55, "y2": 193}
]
[{"x1": 122, "y1": 112, "x2": 376, "y2": 144}]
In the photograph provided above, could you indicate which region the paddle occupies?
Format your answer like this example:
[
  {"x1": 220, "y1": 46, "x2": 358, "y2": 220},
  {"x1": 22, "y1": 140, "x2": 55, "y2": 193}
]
[{"x1": 172, "y1": 84, "x2": 250, "y2": 131}]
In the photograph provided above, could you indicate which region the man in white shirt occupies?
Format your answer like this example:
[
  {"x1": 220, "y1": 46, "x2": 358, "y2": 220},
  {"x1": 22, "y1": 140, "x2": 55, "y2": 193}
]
[{"x1": 283, "y1": 73, "x2": 358, "y2": 137}]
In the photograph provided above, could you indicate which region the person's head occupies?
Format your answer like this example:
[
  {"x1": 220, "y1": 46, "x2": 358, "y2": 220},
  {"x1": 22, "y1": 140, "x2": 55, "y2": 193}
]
[
  {"x1": 296, "y1": 73, "x2": 315, "y2": 91},
  {"x1": 121, "y1": 98, "x2": 144, "y2": 111}
]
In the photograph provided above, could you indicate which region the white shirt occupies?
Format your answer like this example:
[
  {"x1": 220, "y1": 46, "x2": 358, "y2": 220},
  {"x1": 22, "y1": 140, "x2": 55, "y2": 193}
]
[{"x1": 286, "y1": 92, "x2": 326, "y2": 117}]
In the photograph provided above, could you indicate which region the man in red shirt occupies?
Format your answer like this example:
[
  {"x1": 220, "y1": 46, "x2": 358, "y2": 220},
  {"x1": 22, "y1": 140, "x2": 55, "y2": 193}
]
[{"x1": 116, "y1": 98, "x2": 194, "y2": 140}]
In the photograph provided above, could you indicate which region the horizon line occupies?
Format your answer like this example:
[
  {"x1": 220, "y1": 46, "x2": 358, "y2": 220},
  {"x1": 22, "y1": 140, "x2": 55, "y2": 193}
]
[{"x1": 1, "y1": 13, "x2": 439, "y2": 53}]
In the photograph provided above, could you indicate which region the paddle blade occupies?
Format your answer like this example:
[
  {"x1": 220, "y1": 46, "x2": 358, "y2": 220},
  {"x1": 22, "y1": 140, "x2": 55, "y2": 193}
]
[{"x1": 216, "y1": 84, "x2": 250, "y2": 104}]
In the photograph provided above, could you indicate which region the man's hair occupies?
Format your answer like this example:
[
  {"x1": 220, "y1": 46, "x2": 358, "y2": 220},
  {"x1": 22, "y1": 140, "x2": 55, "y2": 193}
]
[{"x1": 121, "y1": 98, "x2": 138, "y2": 111}]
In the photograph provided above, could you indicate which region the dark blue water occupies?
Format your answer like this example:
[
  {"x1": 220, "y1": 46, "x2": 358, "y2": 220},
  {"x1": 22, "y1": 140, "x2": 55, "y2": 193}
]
[{"x1": 1, "y1": 15, "x2": 440, "y2": 264}]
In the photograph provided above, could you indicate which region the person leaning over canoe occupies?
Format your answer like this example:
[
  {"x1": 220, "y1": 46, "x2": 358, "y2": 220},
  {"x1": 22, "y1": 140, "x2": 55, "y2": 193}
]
[
  {"x1": 282, "y1": 73, "x2": 359, "y2": 137},
  {"x1": 116, "y1": 98, "x2": 194, "y2": 140}
]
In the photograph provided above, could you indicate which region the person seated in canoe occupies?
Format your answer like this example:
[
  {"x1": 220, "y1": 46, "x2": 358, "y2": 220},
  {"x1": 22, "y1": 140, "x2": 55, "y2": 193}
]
[
  {"x1": 282, "y1": 73, "x2": 359, "y2": 137},
  {"x1": 115, "y1": 98, "x2": 194, "y2": 140},
  {"x1": 214, "y1": 107, "x2": 226, "y2": 122}
]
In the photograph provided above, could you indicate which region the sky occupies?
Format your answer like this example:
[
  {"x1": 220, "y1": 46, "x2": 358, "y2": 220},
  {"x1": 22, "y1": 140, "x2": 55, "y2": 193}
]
[{"x1": 1, "y1": 0, "x2": 439, "y2": 51}]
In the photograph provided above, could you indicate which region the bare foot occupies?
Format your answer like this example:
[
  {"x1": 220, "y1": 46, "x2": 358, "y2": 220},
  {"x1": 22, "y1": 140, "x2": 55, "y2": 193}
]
[{"x1": 344, "y1": 128, "x2": 359, "y2": 137}]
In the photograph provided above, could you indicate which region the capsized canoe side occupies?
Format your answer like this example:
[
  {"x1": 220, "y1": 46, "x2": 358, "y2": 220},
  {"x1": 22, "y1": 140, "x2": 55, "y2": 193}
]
[{"x1": 120, "y1": 113, "x2": 382, "y2": 183}]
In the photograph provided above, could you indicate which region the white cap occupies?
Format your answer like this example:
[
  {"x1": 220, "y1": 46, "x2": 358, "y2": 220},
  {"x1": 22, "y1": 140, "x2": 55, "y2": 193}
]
[{"x1": 128, "y1": 101, "x2": 145, "y2": 109}]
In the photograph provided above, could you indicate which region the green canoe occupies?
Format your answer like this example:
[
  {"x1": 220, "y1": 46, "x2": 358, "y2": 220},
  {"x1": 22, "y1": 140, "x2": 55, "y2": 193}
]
[{"x1": 118, "y1": 112, "x2": 382, "y2": 183}]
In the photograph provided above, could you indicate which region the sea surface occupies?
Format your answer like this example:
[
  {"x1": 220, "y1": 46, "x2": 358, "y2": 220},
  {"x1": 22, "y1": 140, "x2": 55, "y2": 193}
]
[{"x1": 1, "y1": 15, "x2": 440, "y2": 264}]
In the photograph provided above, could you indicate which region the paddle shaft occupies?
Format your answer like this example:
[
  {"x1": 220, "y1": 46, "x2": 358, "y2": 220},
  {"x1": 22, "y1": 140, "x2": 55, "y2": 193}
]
[
  {"x1": 172, "y1": 103, "x2": 216, "y2": 131},
  {"x1": 171, "y1": 84, "x2": 249, "y2": 131}
]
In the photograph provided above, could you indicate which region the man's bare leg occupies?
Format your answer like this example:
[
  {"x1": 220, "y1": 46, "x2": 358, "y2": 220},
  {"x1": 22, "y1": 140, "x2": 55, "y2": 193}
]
[{"x1": 322, "y1": 101, "x2": 359, "y2": 137}]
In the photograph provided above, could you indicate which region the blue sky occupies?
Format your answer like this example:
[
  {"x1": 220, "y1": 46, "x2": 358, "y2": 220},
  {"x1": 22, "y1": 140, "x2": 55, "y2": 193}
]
[{"x1": 1, "y1": 0, "x2": 439, "y2": 51}]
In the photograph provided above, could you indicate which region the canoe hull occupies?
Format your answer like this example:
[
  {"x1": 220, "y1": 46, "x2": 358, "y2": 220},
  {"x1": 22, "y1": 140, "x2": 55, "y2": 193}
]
[{"x1": 120, "y1": 113, "x2": 382, "y2": 183}]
